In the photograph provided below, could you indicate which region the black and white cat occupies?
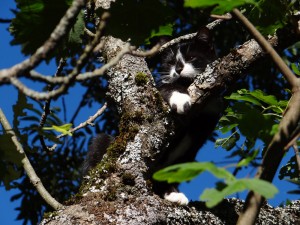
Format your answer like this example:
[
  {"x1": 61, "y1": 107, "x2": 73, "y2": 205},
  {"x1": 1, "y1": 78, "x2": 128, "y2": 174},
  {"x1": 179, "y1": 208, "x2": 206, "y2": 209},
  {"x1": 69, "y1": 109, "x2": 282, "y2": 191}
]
[
  {"x1": 82, "y1": 27, "x2": 221, "y2": 206},
  {"x1": 151, "y1": 27, "x2": 221, "y2": 205},
  {"x1": 158, "y1": 27, "x2": 216, "y2": 114}
]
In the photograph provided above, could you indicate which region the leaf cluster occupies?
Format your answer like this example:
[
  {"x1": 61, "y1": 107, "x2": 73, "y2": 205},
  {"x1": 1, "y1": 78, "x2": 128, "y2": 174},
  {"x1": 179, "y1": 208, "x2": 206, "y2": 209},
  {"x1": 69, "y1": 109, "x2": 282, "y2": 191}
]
[{"x1": 153, "y1": 162, "x2": 278, "y2": 207}]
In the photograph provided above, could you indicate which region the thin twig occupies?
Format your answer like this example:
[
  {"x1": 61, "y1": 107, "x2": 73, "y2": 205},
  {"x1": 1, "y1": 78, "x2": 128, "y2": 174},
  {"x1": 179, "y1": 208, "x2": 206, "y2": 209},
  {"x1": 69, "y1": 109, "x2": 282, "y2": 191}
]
[
  {"x1": 76, "y1": 43, "x2": 133, "y2": 80},
  {"x1": 58, "y1": 102, "x2": 107, "y2": 139},
  {"x1": 130, "y1": 44, "x2": 161, "y2": 57},
  {"x1": 0, "y1": 108, "x2": 64, "y2": 210},
  {"x1": 39, "y1": 58, "x2": 66, "y2": 152},
  {"x1": 210, "y1": 13, "x2": 232, "y2": 20},
  {"x1": 159, "y1": 17, "x2": 225, "y2": 53},
  {"x1": 0, "y1": 18, "x2": 12, "y2": 23},
  {"x1": 84, "y1": 27, "x2": 96, "y2": 37}
]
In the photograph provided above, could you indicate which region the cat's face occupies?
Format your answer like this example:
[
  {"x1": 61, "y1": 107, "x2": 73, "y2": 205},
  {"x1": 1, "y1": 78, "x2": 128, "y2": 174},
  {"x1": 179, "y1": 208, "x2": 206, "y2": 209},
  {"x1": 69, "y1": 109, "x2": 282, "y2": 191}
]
[{"x1": 160, "y1": 28, "x2": 216, "y2": 84}]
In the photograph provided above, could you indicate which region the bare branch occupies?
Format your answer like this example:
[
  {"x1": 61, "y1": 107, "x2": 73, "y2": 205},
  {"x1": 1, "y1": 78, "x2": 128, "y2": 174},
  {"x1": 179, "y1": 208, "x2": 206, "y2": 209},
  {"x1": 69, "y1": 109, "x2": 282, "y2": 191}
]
[
  {"x1": 57, "y1": 102, "x2": 107, "y2": 139},
  {"x1": 7, "y1": 12, "x2": 110, "y2": 100},
  {"x1": 84, "y1": 27, "x2": 96, "y2": 37},
  {"x1": 159, "y1": 17, "x2": 225, "y2": 53},
  {"x1": 39, "y1": 58, "x2": 66, "y2": 152},
  {"x1": 0, "y1": 108, "x2": 64, "y2": 210},
  {"x1": 0, "y1": 0, "x2": 86, "y2": 82},
  {"x1": 76, "y1": 43, "x2": 133, "y2": 80}
]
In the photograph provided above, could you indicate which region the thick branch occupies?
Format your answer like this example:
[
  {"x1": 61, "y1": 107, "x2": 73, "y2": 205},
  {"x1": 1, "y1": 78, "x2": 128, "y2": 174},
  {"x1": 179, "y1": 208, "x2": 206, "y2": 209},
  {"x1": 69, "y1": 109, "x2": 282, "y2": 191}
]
[{"x1": 40, "y1": 14, "x2": 300, "y2": 225}]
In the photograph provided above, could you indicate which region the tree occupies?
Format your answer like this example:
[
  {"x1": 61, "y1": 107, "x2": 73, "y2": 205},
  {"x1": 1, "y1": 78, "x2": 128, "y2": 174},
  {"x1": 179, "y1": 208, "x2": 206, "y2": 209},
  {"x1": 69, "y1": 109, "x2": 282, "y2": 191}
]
[{"x1": 0, "y1": 0, "x2": 300, "y2": 224}]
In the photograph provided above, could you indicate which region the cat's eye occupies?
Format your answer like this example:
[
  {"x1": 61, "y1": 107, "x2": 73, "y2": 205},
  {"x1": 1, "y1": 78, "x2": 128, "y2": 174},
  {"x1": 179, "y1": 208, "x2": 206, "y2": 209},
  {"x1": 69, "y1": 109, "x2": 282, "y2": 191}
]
[{"x1": 187, "y1": 56, "x2": 196, "y2": 62}]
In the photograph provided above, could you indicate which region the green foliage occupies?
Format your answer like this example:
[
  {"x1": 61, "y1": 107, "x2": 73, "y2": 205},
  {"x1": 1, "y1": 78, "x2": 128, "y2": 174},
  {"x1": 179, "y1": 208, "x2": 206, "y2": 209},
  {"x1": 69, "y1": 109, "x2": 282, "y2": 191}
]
[
  {"x1": 279, "y1": 154, "x2": 300, "y2": 180},
  {"x1": 184, "y1": 0, "x2": 257, "y2": 14},
  {"x1": 43, "y1": 123, "x2": 73, "y2": 136},
  {"x1": 291, "y1": 63, "x2": 300, "y2": 76},
  {"x1": 153, "y1": 162, "x2": 278, "y2": 207},
  {"x1": 184, "y1": 0, "x2": 296, "y2": 35},
  {"x1": 0, "y1": 134, "x2": 24, "y2": 190},
  {"x1": 248, "y1": 0, "x2": 292, "y2": 35},
  {"x1": 153, "y1": 162, "x2": 235, "y2": 183},
  {"x1": 218, "y1": 89, "x2": 287, "y2": 151},
  {"x1": 146, "y1": 23, "x2": 174, "y2": 44},
  {"x1": 98, "y1": 0, "x2": 174, "y2": 45},
  {"x1": 201, "y1": 178, "x2": 278, "y2": 207},
  {"x1": 10, "y1": 0, "x2": 84, "y2": 59},
  {"x1": 68, "y1": 11, "x2": 85, "y2": 50}
]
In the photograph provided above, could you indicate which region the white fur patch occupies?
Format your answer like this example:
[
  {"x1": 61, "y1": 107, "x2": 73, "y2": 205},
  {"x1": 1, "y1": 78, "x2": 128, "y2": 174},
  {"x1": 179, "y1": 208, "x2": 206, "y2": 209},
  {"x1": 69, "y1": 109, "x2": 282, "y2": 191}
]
[
  {"x1": 176, "y1": 50, "x2": 197, "y2": 78},
  {"x1": 164, "y1": 192, "x2": 189, "y2": 205},
  {"x1": 181, "y1": 63, "x2": 196, "y2": 77},
  {"x1": 169, "y1": 92, "x2": 191, "y2": 114}
]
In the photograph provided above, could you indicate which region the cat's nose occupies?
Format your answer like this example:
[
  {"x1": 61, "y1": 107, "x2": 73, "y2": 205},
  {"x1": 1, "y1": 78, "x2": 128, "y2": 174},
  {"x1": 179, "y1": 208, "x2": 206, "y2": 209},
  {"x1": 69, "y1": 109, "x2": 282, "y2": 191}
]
[{"x1": 175, "y1": 62, "x2": 184, "y2": 74}]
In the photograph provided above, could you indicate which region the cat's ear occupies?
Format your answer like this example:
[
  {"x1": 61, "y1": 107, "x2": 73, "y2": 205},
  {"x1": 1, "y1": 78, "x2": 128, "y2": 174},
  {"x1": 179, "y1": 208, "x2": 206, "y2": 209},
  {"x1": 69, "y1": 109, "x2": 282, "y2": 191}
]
[{"x1": 194, "y1": 27, "x2": 212, "y2": 44}]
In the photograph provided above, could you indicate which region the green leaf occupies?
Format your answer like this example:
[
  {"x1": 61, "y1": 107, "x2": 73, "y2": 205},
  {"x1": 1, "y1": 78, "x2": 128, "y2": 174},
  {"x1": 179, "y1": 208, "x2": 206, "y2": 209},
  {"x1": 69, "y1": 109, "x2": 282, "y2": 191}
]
[
  {"x1": 249, "y1": 90, "x2": 278, "y2": 106},
  {"x1": 291, "y1": 63, "x2": 300, "y2": 76},
  {"x1": 43, "y1": 123, "x2": 73, "y2": 136},
  {"x1": 219, "y1": 123, "x2": 239, "y2": 134},
  {"x1": 10, "y1": 0, "x2": 73, "y2": 57},
  {"x1": 201, "y1": 178, "x2": 278, "y2": 208},
  {"x1": 184, "y1": 0, "x2": 256, "y2": 14},
  {"x1": 153, "y1": 162, "x2": 235, "y2": 183},
  {"x1": 237, "y1": 149, "x2": 259, "y2": 167},
  {"x1": 68, "y1": 11, "x2": 85, "y2": 48},
  {"x1": 226, "y1": 93, "x2": 262, "y2": 106},
  {"x1": 146, "y1": 23, "x2": 173, "y2": 44},
  {"x1": 100, "y1": 0, "x2": 175, "y2": 45},
  {"x1": 215, "y1": 132, "x2": 240, "y2": 151},
  {"x1": 226, "y1": 89, "x2": 279, "y2": 107},
  {"x1": 248, "y1": 0, "x2": 289, "y2": 35},
  {"x1": 13, "y1": 91, "x2": 33, "y2": 129},
  {"x1": 232, "y1": 102, "x2": 275, "y2": 143},
  {"x1": 0, "y1": 134, "x2": 24, "y2": 189}
]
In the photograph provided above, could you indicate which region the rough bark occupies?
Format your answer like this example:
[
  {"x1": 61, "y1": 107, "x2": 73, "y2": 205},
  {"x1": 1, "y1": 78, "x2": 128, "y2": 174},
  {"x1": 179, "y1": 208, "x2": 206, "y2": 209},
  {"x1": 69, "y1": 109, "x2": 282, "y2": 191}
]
[{"x1": 40, "y1": 20, "x2": 300, "y2": 225}]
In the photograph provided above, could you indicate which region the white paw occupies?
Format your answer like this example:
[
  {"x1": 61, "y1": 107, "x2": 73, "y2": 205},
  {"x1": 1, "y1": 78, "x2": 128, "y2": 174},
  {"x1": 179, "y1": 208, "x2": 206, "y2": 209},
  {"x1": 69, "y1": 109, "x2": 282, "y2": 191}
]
[
  {"x1": 164, "y1": 192, "x2": 189, "y2": 205},
  {"x1": 169, "y1": 92, "x2": 191, "y2": 114}
]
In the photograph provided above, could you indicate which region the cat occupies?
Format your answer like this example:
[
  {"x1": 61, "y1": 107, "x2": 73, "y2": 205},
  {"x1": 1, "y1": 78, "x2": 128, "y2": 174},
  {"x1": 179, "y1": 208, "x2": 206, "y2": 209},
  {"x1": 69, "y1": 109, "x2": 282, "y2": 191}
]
[
  {"x1": 82, "y1": 27, "x2": 221, "y2": 205},
  {"x1": 150, "y1": 27, "x2": 221, "y2": 205},
  {"x1": 157, "y1": 27, "x2": 216, "y2": 114}
]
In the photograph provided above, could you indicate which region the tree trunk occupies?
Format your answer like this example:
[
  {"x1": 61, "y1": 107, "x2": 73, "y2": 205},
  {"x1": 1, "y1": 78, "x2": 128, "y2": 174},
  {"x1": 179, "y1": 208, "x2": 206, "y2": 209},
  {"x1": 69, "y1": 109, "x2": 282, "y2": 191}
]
[{"x1": 40, "y1": 14, "x2": 300, "y2": 225}]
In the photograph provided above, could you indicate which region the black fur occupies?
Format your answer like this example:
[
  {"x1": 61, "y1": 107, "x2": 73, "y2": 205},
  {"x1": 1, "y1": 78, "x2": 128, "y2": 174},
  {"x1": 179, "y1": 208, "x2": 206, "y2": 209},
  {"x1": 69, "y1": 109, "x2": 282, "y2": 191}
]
[
  {"x1": 81, "y1": 134, "x2": 114, "y2": 176},
  {"x1": 82, "y1": 27, "x2": 221, "y2": 202}
]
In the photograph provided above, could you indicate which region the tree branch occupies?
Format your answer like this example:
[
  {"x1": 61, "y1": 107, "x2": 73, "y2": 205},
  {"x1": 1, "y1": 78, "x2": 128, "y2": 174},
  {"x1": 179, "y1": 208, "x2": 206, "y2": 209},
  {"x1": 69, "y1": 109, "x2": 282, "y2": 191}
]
[
  {"x1": 40, "y1": 10, "x2": 300, "y2": 225},
  {"x1": 232, "y1": 8, "x2": 299, "y2": 90},
  {"x1": 227, "y1": 9, "x2": 300, "y2": 225},
  {"x1": 0, "y1": 0, "x2": 86, "y2": 82},
  {"x1": 6, "y1": 12, "x2": 109, "y2": 100},
  {"x1": 57, "y1": 102, "x2": 107, "y2": 139},
  {"x1": 0, "y1": 108, "x2": 63, "y2": 210},
  {"x1": 39, "y1": 58, "x2": 66, "y2": 152}
]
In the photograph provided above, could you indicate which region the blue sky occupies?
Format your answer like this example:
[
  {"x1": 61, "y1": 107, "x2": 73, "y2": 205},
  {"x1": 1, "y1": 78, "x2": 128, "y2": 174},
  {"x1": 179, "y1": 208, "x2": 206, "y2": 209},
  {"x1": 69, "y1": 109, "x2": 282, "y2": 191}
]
[{"x1": 0, "y1": 1, "x2": 298, "y2": 224}]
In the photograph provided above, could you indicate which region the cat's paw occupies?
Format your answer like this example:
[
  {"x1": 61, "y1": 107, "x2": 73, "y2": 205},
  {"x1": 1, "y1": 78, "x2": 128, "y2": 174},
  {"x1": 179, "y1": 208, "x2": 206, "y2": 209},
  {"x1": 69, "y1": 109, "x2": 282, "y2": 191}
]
[
  {"x1": 164, "y1": 192, "x2": 189, "y2": 205},
  {"x1": 169, "y1": 92, "x2": 191, "y2": 114}
]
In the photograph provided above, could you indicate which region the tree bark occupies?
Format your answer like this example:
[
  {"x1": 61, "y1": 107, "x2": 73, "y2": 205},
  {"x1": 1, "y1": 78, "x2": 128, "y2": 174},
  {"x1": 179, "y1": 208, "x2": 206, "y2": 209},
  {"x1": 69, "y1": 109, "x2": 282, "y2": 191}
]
[{"x1": 40, "y1": 17, "x2": 300, "y2": 225}]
